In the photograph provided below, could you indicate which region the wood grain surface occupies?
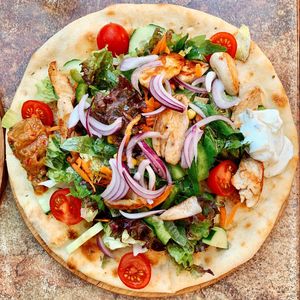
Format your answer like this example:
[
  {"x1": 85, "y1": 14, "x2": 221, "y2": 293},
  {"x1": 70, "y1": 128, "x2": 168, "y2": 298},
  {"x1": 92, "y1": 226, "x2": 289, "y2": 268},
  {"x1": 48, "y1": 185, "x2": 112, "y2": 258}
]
[{"x1": 0, "y1": 1, "x2": 299, "y2": 300}]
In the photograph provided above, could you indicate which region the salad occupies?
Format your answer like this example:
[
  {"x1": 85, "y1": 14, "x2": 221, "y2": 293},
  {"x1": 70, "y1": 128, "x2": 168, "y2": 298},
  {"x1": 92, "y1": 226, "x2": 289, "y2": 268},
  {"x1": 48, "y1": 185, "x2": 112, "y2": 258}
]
[{"x1": 4, "y1": 21, "x2": 293, "y2": 290}]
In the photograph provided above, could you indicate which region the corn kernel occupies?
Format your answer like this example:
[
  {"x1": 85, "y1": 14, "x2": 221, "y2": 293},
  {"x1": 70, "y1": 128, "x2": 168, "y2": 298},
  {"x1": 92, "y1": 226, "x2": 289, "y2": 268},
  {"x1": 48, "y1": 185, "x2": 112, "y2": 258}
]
[
  {"x1": 107, "y1": 135, "x2": 114, "y2": 144},
  {"x1": 131, "y1": 158, "x2": 138, "y2": 166},
  {"x1": 187, "y1": 109, "x2": 196, "y2": 120}
]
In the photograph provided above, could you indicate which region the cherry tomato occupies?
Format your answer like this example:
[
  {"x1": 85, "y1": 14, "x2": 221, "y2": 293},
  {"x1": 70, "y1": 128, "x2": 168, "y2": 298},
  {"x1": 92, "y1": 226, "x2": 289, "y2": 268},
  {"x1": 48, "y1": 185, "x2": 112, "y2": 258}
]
[
  {"x1": 118, "y1": 252, "x2": 151, "y2": 289},
  {"x1": 207, "y1": 160, "x2": 238, "y2": 196},
  {"x1": 50, "y1": 188, "x2": 82, "y2": 225},
  {"x1": 21, "y1": 100, "x2": 54, "y2": 126},
  {"x1": 207, "y1": 32, "x2": 237, "y2": 61},
  {"x1": 97, "y1": 23, "x2": 129, "y2": 56}
]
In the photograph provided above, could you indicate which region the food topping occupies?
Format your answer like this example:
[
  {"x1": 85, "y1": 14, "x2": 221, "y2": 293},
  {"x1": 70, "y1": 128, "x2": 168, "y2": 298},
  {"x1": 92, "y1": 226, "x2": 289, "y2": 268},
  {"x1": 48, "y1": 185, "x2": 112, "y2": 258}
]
[
  {"x1": 8, "y1": 117, "x2": 49, "y2": 194},
  {"x1": 118, "y1": 253, "x2": 151, "y2": 289},
  {"x1": 239, "y1": 109, "x2": 293, "y2": 177},
  {"x1": 91, "y1": 76, "x2": 145, "y2": 128},
  {"x1": 231, "y1": 157, "x2": 264, "y2": 207},
  {"x1": 48, "y1": 61, "x2": 75, "y2": 137},
  {"x1": 153, "y1": 94, "x2": 189, "y2": 165}
]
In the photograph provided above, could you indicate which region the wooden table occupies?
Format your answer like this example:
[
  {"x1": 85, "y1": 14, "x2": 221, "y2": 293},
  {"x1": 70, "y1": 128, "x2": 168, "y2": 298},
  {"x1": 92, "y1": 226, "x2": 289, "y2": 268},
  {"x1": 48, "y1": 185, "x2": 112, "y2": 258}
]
[{"x1": 0, "y1": 1, "x2": 299, "y2": 299}]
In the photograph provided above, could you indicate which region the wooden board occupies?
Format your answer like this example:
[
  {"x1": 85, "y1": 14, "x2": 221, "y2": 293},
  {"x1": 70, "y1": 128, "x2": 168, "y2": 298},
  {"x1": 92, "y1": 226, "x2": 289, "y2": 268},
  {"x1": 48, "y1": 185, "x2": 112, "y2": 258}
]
[{"x1": 0, "y1": 100, "x2": 7, "y2": 204}]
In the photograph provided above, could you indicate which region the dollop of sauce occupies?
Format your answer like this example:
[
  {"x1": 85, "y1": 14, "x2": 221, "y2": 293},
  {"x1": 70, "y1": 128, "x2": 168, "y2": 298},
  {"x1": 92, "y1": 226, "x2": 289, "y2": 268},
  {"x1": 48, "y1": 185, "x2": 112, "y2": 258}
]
[{"x1": 239, "y1": 109, "x2": 293, "y2": 177}]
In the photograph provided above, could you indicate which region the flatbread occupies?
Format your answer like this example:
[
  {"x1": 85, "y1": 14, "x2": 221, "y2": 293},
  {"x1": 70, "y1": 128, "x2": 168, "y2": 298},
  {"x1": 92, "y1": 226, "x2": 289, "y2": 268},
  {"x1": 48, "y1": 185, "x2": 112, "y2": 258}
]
[{"x1": 6, "y1": 3, "x2": 298, "y2": 296}]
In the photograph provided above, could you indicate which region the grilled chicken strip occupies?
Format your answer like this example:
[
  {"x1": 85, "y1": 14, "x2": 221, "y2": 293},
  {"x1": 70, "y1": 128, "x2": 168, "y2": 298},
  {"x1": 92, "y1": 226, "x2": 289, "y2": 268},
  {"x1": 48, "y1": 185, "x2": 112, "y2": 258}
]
[
  {"x1": 48, "y1": 61, "x2": 75, "y2": 138},
  {"x1": 231, "y1": 157, "x2": 264, "y2": 207},
  {"x1": 153, "y1": 94, "x2": 189, "y2": 165}
]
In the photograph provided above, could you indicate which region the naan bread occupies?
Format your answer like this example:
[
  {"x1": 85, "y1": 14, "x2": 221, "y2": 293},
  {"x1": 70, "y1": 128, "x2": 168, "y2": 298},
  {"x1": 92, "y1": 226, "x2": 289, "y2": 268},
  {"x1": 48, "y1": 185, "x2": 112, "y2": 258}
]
[{"x1": 6, "y1": 4, "x2": 298, "y2": 296}]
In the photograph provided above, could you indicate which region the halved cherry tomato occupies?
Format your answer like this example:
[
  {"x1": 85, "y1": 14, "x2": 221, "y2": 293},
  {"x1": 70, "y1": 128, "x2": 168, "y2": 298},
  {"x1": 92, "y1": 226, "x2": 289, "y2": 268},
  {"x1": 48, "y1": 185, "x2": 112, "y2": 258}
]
[
  {"x1": 21, "y1": 100, "x2": 54, "y2": 126},
  {"x1": 207, "y1": 160, "x2": 238, "y2": 196},
  {"x1": 50, "y1": 188, "x2": 82, "y2": 225},
  {"x1": 118, "y1": 252, "x2": 151, "y2": 289},
  {"x1": 97, "y1": 23, "x2": 129, "y2": 56},
  {"x1": 207, "y1": 32, "x2": 237, "y2": 61}
]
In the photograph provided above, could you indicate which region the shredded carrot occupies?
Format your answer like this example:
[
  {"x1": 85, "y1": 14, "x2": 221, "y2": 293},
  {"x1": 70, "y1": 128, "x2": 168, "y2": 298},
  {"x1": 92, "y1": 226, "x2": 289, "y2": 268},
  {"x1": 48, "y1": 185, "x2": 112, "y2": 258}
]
[
  {"x1": 81, "y1": 160, "x2": 92, "y2": 177},
  {"x1": 146, "y1": 185, "x2": 173, "y2": 209},
  {"x1": 225, "y1": 202, "x2": 242, "y2": 228},
  {"x1": 219, "y1": 206, "x2": 227, "y2": 228},
  {"x1": 95, "y1": 218, "x2": 111, "y2": 222},
  {"x1": 140, "y1": 124, "x2": 152, "y2": 132},
  {"x1": 99, "y1": 166, "x2": 112, "y2": 179},
  {"x1": 125, "y1": 114, "x2": 141, "y2": 138},
  {"x1": 47, "y1": 125, "x2": 60, "y2": 132},
  {"x1": 75, "y1": 157, "x2": 82, "y2": 168},
  {"x1": 195, "y1": 63, "x2": 201, "y2": 77},
  {"x1": 67, "y1": 157, "x2": 96, "y2": 192},
  {"x1": 152, "y1": 34, "x2": 167, "y2": 55},
  {"x1": 165, "y1": 46, "x2": 170, "y2": 54},
  {"x1": 195, "y1": 114, "x2": 203, "y2": 122}
]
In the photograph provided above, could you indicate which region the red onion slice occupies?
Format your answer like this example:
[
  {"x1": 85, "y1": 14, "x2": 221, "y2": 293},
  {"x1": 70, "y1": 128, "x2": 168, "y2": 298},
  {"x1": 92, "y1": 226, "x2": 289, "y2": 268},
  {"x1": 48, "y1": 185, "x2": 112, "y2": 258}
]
[
  {"x1": 131, "y1": 60, "x2": 163, "y2": 94},
  {"x1": 164, "y1": 79, "x2": 172, "y2": 94},
  {"x1": 138, "y1": 141, "x2": 172, "y2": 184},
  {"x1": 133, "y1": 244, "x2": 148, "y2": 256},
  {"x1": 122, "y1": 164, "x2": 166, "y2": 199},
  {"x1": 191, "y1": 76, "x2": 205, "y2": 86},
  {"x1": 150, "y1": 75, "x2": 186, "y2": 112},
  {"x1": 204, "y1": 71, "x2": 216, "y2": 92},
  {"x1": 120, "y1": 55, "x2": 159, "y2": 71},
  {"x1": 97, "y1": 234, "x2": 114, "y2": 258},
  {"x1": 88, "y1": 116, "x2": 123, "y2": 136},
  {"x1": 68, "y1": 105, "x2": 80, "y2": 128},
  {"x1": 212, "y1": 79, "x2": 240, "y2": 109},
  {"x1": 146, "y1": 165, "x2": 156, "y2": 191},
  {"x1": 174, "y1": 76, "x2": 207, "y2": 94},
  {"x1": 142, "y1": 106, "x2": 166, "y2": 117},
  {"x1": 135, "y1": 159, "x2": 151, "y2": 187},
  {"x1": 101, "y1": 158, "x2": 129, "y2": 201},
  {"x1": 126, "y1": 131, "x2": 161, "y2": 168},
  {"x1": 188, "y1": 103, "x2": 206, "y2": 118},
  {"x1": 119, "y1": 209, "x2": 165, "y2": 219},
  {"x1": 38, "y1": 179, "x2": 57, "y2": 188}
]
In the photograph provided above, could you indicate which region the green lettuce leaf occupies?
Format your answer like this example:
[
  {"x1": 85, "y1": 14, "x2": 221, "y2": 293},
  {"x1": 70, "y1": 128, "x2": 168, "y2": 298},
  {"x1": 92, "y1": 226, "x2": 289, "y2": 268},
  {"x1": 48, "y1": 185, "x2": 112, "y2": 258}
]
[
  {"x1": 81, "y1": 49, "x2": 119, "y2": 90},
  {"x1": 188, "y1": 220, "x2": 211, "y2": 241},
  {"x1": 35, "y1": 77, "x2": 58, "y2": 103},
  {"x1": 167, "y1": 241, "x2": 195, "y2": 268},
  {"x1": 45, "y1": 135, "x2": 68, "y2": 170}
]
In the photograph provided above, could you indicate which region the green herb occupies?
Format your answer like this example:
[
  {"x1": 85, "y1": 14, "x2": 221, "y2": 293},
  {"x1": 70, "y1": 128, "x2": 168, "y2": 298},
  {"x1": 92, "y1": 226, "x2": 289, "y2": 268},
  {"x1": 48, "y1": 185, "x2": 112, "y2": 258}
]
[
  {"x1": 69, "y1": 178, "x2": 92, "y2": 199},
  {"x1": 166, "y1": 31, "x2": 189, "y2": 52},
  {"x1": 167, "y1": 241, "x2": 195, "y2": 268},
  {"x1": 185, "y1": 35, "x2": 226, "y2": 61},
  {"x1": 90, "y1": 194, "x2": 105, "y2": 211},
  {"x1": 188, "y1": 220, "x2": 211, "y2": 241}
]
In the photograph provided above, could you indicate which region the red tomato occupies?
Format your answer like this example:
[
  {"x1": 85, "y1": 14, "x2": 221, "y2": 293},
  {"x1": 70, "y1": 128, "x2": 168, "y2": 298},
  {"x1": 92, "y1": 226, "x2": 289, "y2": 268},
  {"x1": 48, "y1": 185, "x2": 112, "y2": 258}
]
[
  {"x1": 21, "y1": 100, "x2": 54, "y2": 126},
  {"x1": 50, "y1": 189, "x2": 82, "y2": 225},
  {"x1": 207, "y1": 160, "x2": 238, "y2": 196},
  {"x1": 118, "y1": 252, "x2": 151, "y2": 289},
  {"x1": 207, "y1": 32, "x2": 237, "y2": 61},
  {"x1": 97, "y1": 23, "x2": 129, "y2": 56}
]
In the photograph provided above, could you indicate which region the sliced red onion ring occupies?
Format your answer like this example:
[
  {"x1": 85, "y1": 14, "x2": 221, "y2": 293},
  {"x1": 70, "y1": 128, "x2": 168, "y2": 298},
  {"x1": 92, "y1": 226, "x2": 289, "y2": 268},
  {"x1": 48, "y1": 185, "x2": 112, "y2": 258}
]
[
  {"x1": 204, "y1": 71, "x2": 216, "y2": 93},
  {"x1": 68, "y1": 101, "x2": 90, "y2": 129},
  {"x1": 181, "y1": 126, "x2": 204, "y2": 169},
  {"x1": 101, "y1": 158, "x2": 129, "y2": 201},
  {"x1": 97, "y1": 234, "x2": 114, "y2": 258},
  {"x1": 188, "y1": 103, "x2": 206, "y2": 118},
  {"x1": 38, "y1": 179, "x2": 57, "y2": 188},
  {"x1": 134, "y1": 159, "x2": 151, "y2": 187},
  {"x1": 164, "y1": 79, "x2": 172, "y2": 94},
  {"x1": 138, "y1": 141, "x2": 172, "y2": 184},
  {"x1": 191, "y1": 76, "x2": 205, "y2": 86},
  {"x1": 119, "y1": 209, "x2": 165, "y2": 219},
  {"x1": 174, "y1": 76, "x2": 207, "y2": 94},
  {"x1": 142, "y1": 105, "x2": 166, "y2": 117},
  {"x1": 212, "y1": 79, "x2": 241, "y2": 109},
  {"x1": 186, "y1": 114, "x2": 235, "y2": 137},
  {"x1": 133, "y1": 244, "x2": 148, "y2": 256},
  {"x1": 131, "y1": 60, "x2": 163, "y2": 94},
  {"x1": 122, "y1": 164, "x2": 166, "y2": 199},
  {"x1": 126, "y1": 131, "x2": 161, "y2": 168},
  {"x1": 150, "y1": 75, "x2": 186, "y2": 112},
  {"x1": 117, "y1": 134, "x2": 127, "y2": 173},
  {"x1": 120, "y1": 55, "x2": 159, "y2": 71},
  {"x1": 89, "y1": 116, "x2": 123, "y2": 136},
  {"x1": 146, "y1": 165, "x2": 156, "y2": 190}
]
